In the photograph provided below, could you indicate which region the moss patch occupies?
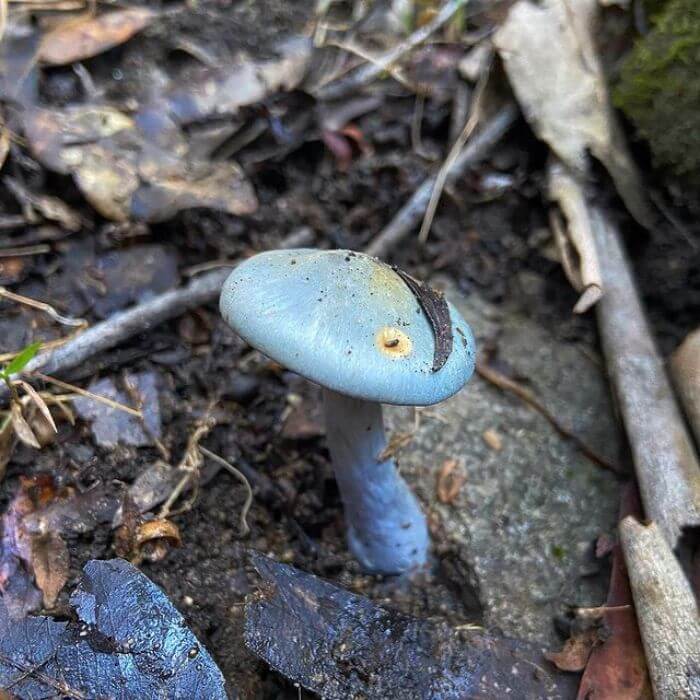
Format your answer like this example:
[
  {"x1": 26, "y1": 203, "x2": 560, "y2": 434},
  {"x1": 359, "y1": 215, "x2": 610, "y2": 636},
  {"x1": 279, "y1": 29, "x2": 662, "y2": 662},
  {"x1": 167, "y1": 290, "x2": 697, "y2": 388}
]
[{"x1": 614, "y1": 0, "x2": 700, "y2": 182}]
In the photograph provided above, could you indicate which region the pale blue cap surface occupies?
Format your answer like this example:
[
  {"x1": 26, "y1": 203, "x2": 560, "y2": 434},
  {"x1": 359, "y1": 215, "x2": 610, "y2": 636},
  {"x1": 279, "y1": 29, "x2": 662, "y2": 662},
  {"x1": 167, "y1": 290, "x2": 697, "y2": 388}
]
[{"x1": 220, "y1": 249, "x2": 475, "y2": 406}]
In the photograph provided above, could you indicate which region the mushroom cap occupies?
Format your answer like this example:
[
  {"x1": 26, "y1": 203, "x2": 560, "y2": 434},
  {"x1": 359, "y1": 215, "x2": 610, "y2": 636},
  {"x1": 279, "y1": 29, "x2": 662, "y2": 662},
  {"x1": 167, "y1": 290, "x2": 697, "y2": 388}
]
[{"x1": 220, "y1": 249, "x2": 476, "y2": 406}]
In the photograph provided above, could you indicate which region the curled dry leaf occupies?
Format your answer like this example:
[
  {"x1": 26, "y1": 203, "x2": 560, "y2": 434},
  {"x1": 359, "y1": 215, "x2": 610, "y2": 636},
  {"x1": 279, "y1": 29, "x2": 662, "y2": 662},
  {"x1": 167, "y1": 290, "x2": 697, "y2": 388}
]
[
  {"x1": 134, "y1": 518, "x2": 182, "y2": 562},
  {"x1": 547, "y1": 159, "x2": 603, "y2": 313},
  {"x1": 16, "y1": 381, "x2": 57, "y2": 434},
  {"x1": 494, "y1": 0, "x2": 652, "y2": 227},
  {"x1": 38, "y1": 8, "x2": 157, "y2": 66}
]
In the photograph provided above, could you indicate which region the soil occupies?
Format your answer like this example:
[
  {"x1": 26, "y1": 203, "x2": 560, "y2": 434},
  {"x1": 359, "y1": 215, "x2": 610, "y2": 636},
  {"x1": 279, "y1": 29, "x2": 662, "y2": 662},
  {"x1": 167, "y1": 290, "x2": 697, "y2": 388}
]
[{"x1": 1, "y1": 1, "x2": 698, "y2": 698}]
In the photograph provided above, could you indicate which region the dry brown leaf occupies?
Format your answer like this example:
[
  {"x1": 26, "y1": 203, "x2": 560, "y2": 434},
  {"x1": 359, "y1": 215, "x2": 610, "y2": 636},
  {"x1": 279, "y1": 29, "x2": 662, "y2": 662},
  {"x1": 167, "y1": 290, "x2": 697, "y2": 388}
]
[
  {"x1": 17, "y1": 380, "x2": 57, "y2": 434},
  {"x1": 546, "y1": 627, "x2": 600, "y2": 672},
  {"x1": 547, "y1": 159, "x2": 603, "y2": 313},
  {"x1": 38, "y1": 8, "x2": 156, "y2": 66},
  {"x1": 10, "y1": 400, "x2": 40, "y2": 449},
  {"x1": 23, "y1": 106, "x2": 257, "y2": 222},
  {"x1": 30, "y1": 530, "x2": 69, "y2": 608},
  {"x1": 494, "y1": 0, "x2": 652, "y2": 227},
  {"x1": 436, "y1": 458, "x2": 465, "y2": 504},
  {"x1": 134, "y1": 518, "x2": 181, "y2": 562}
]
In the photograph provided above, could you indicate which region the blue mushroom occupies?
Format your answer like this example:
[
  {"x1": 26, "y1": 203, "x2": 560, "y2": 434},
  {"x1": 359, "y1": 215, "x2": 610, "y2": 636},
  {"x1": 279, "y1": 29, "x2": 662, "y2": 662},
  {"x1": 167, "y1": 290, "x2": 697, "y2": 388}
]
[{"x1": 220, "y1": 249, "x2": 476, "y2": 574}]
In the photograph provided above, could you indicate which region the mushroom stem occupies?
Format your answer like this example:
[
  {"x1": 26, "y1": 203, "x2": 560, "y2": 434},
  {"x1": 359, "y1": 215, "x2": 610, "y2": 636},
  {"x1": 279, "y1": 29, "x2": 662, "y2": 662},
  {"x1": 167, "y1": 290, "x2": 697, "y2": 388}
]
[{"x1": 323, "y1": 388, "x2": 429, "y2": 574}]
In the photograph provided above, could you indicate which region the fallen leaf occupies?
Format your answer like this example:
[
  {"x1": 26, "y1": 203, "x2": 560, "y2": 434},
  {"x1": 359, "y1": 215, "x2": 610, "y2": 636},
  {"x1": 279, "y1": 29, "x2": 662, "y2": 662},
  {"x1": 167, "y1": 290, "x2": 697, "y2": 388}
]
[
  {"x1": 38, "y1": 8, "x2": 157, "y2": 66},
  {"x1": 10, "y1": 401, "x2": 40, "y2": 449},
  {"x1": 546, "y1": 627, "x2": 600, "y2": 672},
  {"x1": 23, "y1": 105, "x2": 257, "y2": 222},
  {"x1": 548, "y1": 160, "x2": 603, "y2": 313},
  {"x1": 494, "y1": 0, "x2": 652, "y2": 227},
  {"x1": 30, "y1": 530, "x2": 69, "y2": 608},
  {"x1": 16, "y1": 381, "x2": 57, "y2": 434},
  {"x1": 577, "y1": 485, "x2": 652, "y2": 698},
  {"x1": 0, "y1": 559, "x2": 228, "y2": 699},
  {"x1": 436, "y1": 458, "x2": 466, "y2": 504}
]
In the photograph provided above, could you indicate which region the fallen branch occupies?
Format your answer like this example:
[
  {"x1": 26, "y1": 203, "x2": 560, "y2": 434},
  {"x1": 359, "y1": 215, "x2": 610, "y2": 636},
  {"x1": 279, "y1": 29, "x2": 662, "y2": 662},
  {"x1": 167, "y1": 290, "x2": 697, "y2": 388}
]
[
  {"x1": 315, "y1": 0, "x2": 466, "y2": 101},
  {"x1": 475, "y1": 358, "x2": 622, "y2": 474},
  {"x1": 0, "y1": 228, "x2": 314, "y2": 404},
  {"x1": 365, "y1": 102, "x2": 518, "y2": 259},
  {"x1": 619, "y1": 517, "x2": 700, "y2": 700},
  {"x1": 592, "y1": 204, "x2": 700, "y2": 547}
]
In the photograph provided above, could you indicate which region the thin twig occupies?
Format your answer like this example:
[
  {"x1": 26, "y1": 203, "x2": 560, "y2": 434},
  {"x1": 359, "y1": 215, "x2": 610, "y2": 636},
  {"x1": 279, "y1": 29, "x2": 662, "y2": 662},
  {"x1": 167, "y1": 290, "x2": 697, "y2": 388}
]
[
  {"x1": 199, "y1": 445, "x2": 253, "y2": 536},
  {"x1": 417, "y1": 52, "x2": 491, "y2": 244},
  {"x1": 315, "y1": 0, "x2": 466, "y2": 101},
  {"x1": 365, "y1": 102, "x2": 518, "y2": 259},
  {"x1": 0, "y1": 286, "x2": 87, "y2": 327},
  {"x1": 30, "y1": 372, "x2": 142, "y2": 417},
  {"x1": 476, "y1": 358, "x2": 622, "y2": 474}
]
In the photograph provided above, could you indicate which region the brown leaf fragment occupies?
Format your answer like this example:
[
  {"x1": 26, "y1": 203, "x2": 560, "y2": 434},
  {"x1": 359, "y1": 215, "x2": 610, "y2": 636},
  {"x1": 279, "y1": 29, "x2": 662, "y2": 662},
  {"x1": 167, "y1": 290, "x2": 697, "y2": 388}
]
[
  {"x1": 577, "y1": 485, "x2": 652, "y2": 699},
  {"x1": 546, "y1": 627, "x2": 601, "y2": 672},
  {"x1": 436, "y1": 458, "x2": 465, "y2": 504},
  {"x1": 30, "y1": 530, "x2": 69, "y2": 608},
  {"x1": 38, "y1": 8, "x2": 157, "y2": 66},
  {"x1": 0, "y1": 127, "x2": 10, "y2": 171},
  {"x1": 10, "y1": 401, "x2": 40, "y2": 449},
  {"x1": 394, "y1": 267, "x2": 453, "y2": 372},
  {"x1": 482, "y1": 428, "x2": 502, "y2": 451}
]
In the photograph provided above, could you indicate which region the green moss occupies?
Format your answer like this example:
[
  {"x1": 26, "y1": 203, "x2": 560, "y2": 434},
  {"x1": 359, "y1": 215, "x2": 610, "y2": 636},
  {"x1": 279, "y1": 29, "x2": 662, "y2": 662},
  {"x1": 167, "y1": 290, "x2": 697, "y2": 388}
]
[{"x1": 614, "y1": 0, "x2": 700, "y2": 182}]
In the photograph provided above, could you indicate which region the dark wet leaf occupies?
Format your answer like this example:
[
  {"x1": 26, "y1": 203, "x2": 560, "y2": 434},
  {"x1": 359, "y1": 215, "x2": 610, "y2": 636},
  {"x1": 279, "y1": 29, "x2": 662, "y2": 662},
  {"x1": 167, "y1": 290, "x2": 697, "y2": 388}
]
[
  {"x1": 0, "y1": 559, "x2": 229, "y2": 699},
  {"x1": 394, "y1": 267, "x2": 453, "y2": 371},
  {"x1": 244, "y1": 552, "x2": 577, "y2": 699}
]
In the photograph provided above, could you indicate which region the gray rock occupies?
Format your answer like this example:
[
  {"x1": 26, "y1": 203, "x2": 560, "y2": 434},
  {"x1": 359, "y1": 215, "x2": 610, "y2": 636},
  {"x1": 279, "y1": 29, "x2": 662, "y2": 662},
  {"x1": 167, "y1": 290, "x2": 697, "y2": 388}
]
[
  {"x1": 386, "y1": 284, "x2": 621, "y2": 646},
  {"x1": 75, "y1": 372, "x2": 161, "y2": 448}
]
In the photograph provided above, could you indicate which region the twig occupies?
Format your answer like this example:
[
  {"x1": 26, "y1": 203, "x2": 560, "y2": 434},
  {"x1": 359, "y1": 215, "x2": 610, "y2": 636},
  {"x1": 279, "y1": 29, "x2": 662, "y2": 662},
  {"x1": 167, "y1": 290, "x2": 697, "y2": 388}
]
[
  {"x1": 365, "y1": 102, "x2": 518, "y2": 259},
  {"x1": 475, "y1": 358, "x2": 622, "y2": 474},
  {"x1": 0, "y1": 651, "x2": 86, "y2": 699},
  {"x1": 619, "y1": 517, "x2": 700, "y2": 700},
  {"x1": 0, "y1": 227, "x2": 315, "y2": 405},
  {"x1": 30, "y1": 371, "x2": 142, "y2": 417},
  {"x1": 591, "y1": 204, "x2": 700, "y2": 546},
  {"x1": 417, "y1": 52, "x2": 491, "y2": 244},
  {"x1": 315, "y1": 0, "x2": 466, "y2": 101},
  {"x1": 0, "y1": 286, "x2": 87, "y2": 327},
  {"x1": 199, "y1": 445, "x2": 252, "y2": 536}
]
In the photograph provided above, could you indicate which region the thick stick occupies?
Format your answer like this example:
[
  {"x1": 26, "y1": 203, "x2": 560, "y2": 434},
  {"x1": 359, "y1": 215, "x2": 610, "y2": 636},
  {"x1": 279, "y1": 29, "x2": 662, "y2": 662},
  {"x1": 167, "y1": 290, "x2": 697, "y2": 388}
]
[
  {"x1": 365, "y1": 103, "x2": 518, "y2": 259},
  {"x1": 1, "y1": 228, "x2": 314, "y2": 403},
  {"x1": 619, "y1": 517, "x2": 700, "y2": 700},
  {"x1": 592, "y1": 204, "x2": 700, "y2": 547}
]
